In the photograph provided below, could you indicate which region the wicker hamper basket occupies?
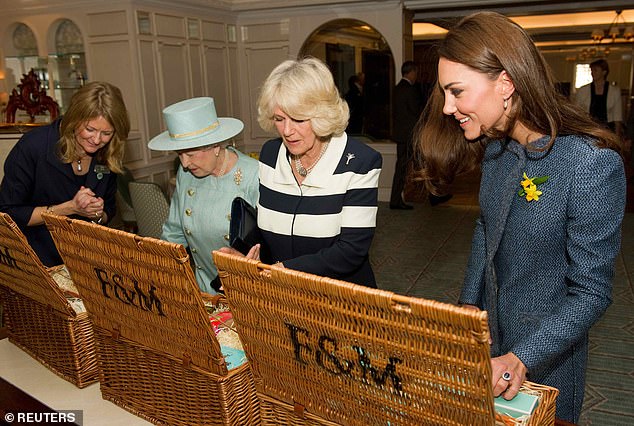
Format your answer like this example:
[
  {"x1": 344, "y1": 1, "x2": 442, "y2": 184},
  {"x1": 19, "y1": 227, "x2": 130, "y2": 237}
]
[
  {"x1": 213, "y1": 251, "x2": 559, "y2": 426},
  {"x1": 44, "y1": 214, "x2": 259, "y2": 426},
  {"x1": 0, "y1": 212, "x2": 97, "y2": 388},
  {"x1": 0, "y1": 284, "x2": 11, "y2": 338}
]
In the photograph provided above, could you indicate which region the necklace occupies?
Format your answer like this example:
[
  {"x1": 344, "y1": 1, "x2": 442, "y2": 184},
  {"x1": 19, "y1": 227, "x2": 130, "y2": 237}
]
[
  {"x1": 215, "y1": 148, "x2": 230, "y2": 177},
  {"x1": 76, "y1": 159, "x2": 82, "y2": 171},
  {"x1": 294, "y1": 142, "x2": 329, "y2": 177}
]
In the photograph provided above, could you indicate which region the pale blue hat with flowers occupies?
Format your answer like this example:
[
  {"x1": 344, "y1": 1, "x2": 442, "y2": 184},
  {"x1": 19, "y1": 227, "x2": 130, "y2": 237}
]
[{"x1": 148, "y1": 97, "x2": 244, "y2": 151}]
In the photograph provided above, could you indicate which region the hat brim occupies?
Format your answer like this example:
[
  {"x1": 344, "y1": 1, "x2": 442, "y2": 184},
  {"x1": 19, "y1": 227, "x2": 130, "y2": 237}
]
[{"x1": 148, "y1": 117, "x2": 244, "y2": 151}]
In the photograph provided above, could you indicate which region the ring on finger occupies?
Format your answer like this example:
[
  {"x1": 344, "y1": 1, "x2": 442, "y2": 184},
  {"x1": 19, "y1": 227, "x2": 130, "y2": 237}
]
[{"x1": 502, "y1": 371, "x2": 512, "y2": 381}]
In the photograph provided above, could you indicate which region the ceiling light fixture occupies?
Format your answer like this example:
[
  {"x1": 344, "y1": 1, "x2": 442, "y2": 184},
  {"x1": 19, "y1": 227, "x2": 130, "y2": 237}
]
[{"x1": 592, "y1": 10, "x2": 634, "y2": 43}]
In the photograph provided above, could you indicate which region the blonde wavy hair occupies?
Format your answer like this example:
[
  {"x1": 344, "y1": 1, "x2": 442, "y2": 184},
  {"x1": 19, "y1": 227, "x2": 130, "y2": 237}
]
[
  {"x1": 257, "y1": 57, "x2": 349, "y2": 140},
  {"x1": 58, "y1": 81, "x2": 130, "y2": 174}
]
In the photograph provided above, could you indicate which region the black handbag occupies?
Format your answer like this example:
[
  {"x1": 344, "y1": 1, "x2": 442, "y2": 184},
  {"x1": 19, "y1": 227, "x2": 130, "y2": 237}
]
[{"x1": 229, "y1": 197, "x2": 261, "y2": 255}]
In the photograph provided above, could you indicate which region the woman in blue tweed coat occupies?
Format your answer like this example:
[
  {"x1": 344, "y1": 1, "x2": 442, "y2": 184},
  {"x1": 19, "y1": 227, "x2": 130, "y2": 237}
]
[{"x1": 414, "y1": 12, "x2": 626, "y2": 423}]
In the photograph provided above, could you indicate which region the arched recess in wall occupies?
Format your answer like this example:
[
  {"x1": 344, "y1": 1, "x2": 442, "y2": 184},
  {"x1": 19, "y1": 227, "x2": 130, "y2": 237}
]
[
  {"x1": 3, "y1": 23, "x2": 46, "y2": 94},
  {"x1": 47, "y1": 18, "x2": 86, "y2": 112},
  {"x1": 299, "y1": 19, "x2": 394, "y2": 140}
]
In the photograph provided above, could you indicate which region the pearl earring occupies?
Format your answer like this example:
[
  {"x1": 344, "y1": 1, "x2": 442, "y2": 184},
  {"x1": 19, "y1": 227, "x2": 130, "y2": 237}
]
[{"x1": 503, "y1": 98, "x2": 508, "y2": 110}]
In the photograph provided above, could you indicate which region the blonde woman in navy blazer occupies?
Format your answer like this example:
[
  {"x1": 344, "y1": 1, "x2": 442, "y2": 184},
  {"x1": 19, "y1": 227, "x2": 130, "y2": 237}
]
[
  {"x1": 414, "y1": 12, "x2": 625, "y2": 423},
  {"x1": 0, "y1": 82, "x2": 129, "y2": 266}
]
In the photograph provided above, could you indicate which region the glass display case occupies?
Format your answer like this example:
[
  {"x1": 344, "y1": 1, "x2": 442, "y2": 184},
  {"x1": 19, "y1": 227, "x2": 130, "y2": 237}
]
[
  {"x1": 49, "y1": 52, "x2": 86, "y2": 112},
  {"x1": 2, "y1": 19, "x2": 86, "y2": 117},
  {"x1": 51, "y1": 19, "x2": 86, "y2": 112}
]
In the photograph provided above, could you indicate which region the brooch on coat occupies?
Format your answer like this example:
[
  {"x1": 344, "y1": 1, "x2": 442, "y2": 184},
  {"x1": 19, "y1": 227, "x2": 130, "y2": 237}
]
[
  {"x1": 234, "y1": 168, "x2": 243, "y2": 186},
  {"x1": 518, "y1": 172, "x2": 549, "y2": 202},
  {"x1": 94, "y1": 164, "x2": 110, "y2": 180}
]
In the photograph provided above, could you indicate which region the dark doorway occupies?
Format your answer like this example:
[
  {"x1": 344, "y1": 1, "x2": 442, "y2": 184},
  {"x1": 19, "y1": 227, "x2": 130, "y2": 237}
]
[
  {"x1": 326, "y1": 43, "x2": 356, "y2": 96},
  {"x1": 299, "y1": 19, "x2": 394, "y2": 141},
  {"x1": 363, "y1": 50, "x2": 393, "y2": 140}
]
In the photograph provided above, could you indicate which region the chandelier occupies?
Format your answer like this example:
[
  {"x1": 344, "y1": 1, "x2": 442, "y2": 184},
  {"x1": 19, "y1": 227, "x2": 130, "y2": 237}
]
[{"x1": 591, "y1": 10, "x2": 634, "y2": 43}]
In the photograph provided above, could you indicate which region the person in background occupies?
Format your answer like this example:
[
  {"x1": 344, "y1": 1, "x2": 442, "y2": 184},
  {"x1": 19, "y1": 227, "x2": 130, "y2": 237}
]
[
  {"x1": 575, "y1": 59, "x2": 624, "y2": 141},
  {"x1": 236, "y1": 57, "x2": 381, "y2": 288},
  {"x1": 344, "y1": 72, "x2": 365, "y2": 134},
  {"x1": 414, "y1": 12, "x2": 625, "y2": 423},
  {"x1": 390, "y1": 61, "x2": 422, "y2": 210},
  {"x1": 0, "y1": 81, "x2": 129, "y2": 266},
  {"x1": 148, "y1": 97, "x2": 258, "y2": 294}
]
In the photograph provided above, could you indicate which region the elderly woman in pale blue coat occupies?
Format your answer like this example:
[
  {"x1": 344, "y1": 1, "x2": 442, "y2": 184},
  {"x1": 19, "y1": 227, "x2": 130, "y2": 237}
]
[
  {"x1": 148, "y1": 97, "x2": 258, "y2": 294},
  {"x1": 415, "y1": 12, "x2": 625, "y2": 423}
]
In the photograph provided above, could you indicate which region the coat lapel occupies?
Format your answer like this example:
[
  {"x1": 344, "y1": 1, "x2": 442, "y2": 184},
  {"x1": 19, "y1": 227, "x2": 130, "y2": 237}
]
[
  {"x1": 484, "y1": 140, "x2": 527, "y2": 356},
  {"x1": 485, "y1": 141, "x2": 527, "y2": 259},
  {"x1": 45, "y1": 122, "x2": 76, "y2": 181}
]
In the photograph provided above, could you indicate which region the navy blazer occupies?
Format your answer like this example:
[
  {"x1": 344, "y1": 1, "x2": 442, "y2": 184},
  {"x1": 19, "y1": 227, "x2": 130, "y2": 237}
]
[
  {"x1": 460, "y1": 135, "x2": 625, "y2": 422},
  {"x1": 0, "y1": 118, "x2": 117, "y2": 266}
]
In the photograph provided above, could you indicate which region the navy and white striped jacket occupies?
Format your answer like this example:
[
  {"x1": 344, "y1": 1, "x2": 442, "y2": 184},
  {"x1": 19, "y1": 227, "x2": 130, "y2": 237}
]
[{"x1": 258, "y1": 133, "x2": 382, "y2": 287}]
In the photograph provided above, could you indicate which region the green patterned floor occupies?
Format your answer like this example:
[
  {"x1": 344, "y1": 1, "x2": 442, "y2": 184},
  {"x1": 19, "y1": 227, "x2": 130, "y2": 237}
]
[{"x1": 371, "y1": 201, "x2": 634, "y2": 426}]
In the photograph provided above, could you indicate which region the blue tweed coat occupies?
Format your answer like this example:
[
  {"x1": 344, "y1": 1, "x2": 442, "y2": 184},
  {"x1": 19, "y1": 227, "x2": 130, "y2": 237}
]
[{"x1": 460, "y1": 135, "x2": 626, "y2": 423}]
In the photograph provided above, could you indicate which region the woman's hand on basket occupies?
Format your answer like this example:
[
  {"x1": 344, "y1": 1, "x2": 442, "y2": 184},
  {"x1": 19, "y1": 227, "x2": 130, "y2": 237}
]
[
  {"x1": 218, "y1": 244, "x2": 260, "y2": 261},
  {"x1": 218, "y1": 246, "x2": 243, "y2": 256},
  {"x1": 245, "y1": 244, "x2": 260, "y2": 260},
  {"x1": 459, "y1": 303, "x2": 480, "y2": 311},
  {"x1": 491, "y1": 352, "x2": 527, "y2": 400}
]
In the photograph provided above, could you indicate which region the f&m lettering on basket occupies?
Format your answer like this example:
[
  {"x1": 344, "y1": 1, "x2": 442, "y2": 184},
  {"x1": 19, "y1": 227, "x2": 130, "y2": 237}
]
[
  {"x1": 0, "y1": 246, "x2": 20, "y2": 269},
  {"x1": 44, "y1": 216, "x2": 261, "y2": 425},
  {"x1": 286, "y1": 321, "x2": 404, "y2": 393},
  {"x1": 94, "y1": 268, "x2": 165, "y2": 316},
  {"x1": 213, "y1": 251, "x2": 559, "y2": 425}
]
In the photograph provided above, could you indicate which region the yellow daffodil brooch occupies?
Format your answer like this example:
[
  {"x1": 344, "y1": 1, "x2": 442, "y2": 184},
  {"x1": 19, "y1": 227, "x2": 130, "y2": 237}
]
[{"x1": 518, "y1": 172, "x2": 549, "y2": 202}]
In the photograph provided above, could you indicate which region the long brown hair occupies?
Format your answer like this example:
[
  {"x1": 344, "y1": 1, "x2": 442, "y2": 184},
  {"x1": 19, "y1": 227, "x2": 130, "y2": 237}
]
[
  {"x1": 413, "y1": 11, "x2": 621, "y2": 195},
  {"x1": 58, "y1": 81, "x2": 130, "y2": 174}
]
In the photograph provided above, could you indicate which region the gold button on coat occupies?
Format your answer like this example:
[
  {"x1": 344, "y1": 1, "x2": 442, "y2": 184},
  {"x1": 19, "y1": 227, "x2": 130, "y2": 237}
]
[
  {"x1": 224, "y1": 234, "x2": 230, "y2": 241},
  {"x1": 185, "y1": 208, "x2": 192, "y2": 216},
  {"x1": 187, "y1": 188, "x2": 195, "y2": 196}
]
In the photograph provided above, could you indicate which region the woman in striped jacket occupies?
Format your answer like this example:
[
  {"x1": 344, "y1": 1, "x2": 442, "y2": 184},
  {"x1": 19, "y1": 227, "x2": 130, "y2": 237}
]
[{"x1": 253, "y1": 57, "x2": 382, "y2": 288}]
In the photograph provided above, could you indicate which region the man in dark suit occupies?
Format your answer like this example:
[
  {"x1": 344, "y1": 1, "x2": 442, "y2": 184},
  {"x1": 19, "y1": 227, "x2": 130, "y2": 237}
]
[
  {"x1": 345, "y1": 72, "x2": 365, "y2": 135},
  {"x1": 390, "y1": 62, "x2": 453, "y2": 209},
  {"x1": 390, "y1": 61, "x2": 422, "y2": 209}
]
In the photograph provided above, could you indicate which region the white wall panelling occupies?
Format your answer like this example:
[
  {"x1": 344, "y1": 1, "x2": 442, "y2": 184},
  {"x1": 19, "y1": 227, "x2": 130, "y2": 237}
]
[
  {"x1": 243, "y1": 44, "x2": 289, "y2": 142},
  {"x1": 0, "y1": 0, "x2": 409, "y2": 192},
  {"x1": 189, "y1": 43, "x2": 203, "y2": 97},
  {"x1": 157, "y1": 41, "x2": 189, "y2": 107},
  {"x1": 87, "y1": 11, "x2": 128, "y2": 37},
  {"x1": 88, "y1": 40, "x2": 139, "y2": 130},
  {"x1": 203, "y1": 45, "x2": 230, "y2": 116},
  {"x1": 155, "y1": 14, "x2": 186, "y2": 38},
  {"x1": 138, "y1": 39, "x2": 161, "y2": 158}
]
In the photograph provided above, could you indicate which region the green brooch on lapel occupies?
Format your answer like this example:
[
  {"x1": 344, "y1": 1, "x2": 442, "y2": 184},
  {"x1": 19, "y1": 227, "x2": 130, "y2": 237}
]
[
  {"x1": 94, "y1": 165, "x2": 111, "y2": 180},
  {"x1": 518, "y1": 172, "x2": 549, "y2": 202}
]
